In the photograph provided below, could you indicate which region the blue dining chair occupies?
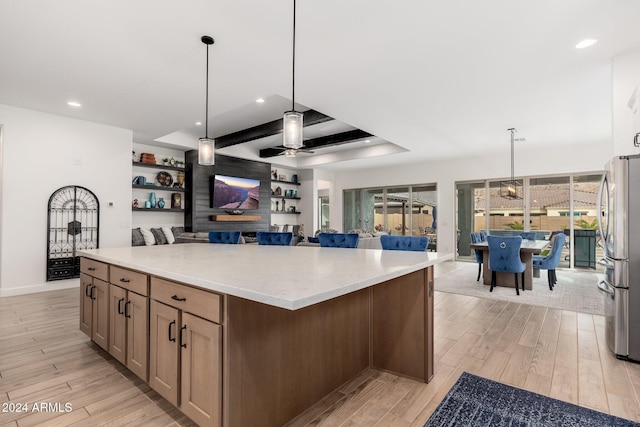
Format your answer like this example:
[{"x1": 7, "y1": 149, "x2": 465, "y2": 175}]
[
  {"x1": 487, "y1": 235, "x2": 526, "y2": 295},
  {"x1": 208, "y1": 231, "x2": 241, "y2": 244},
  {"x1": 532, "y1": 233, "x2": 566, "y2": 290},
  {"x1": 519, "y1": 232, "x2": 537, "y2": 240},
  {"x1": 380, "y1": 235, "x2": 429, "y2": 251},
  {"x1": 479, "y1": 230, "x2": 488, "y2": 241},
  {"x1": 256, "y1": 231, "x2": 293, "y2": 246},
  {"x1": 470, "y1": 232, "x2": 484, "y2": 282},
  {"x1": 318, "y1": 233, "x2": 359, "y2": 248}
]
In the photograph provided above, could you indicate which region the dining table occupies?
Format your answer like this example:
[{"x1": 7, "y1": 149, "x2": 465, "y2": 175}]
[{"x1": 469, "y1": 239, "x2": 549, "y2": 290}]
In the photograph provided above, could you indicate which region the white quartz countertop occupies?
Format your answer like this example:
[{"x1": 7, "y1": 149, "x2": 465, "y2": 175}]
[{"x1": 79, "y1": 244, "x2": 452, "y2": 310}]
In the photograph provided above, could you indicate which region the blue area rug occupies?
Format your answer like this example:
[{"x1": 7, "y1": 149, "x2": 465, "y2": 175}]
[{"x1": 425, "y1": 372, "x2": 640, "y2": 426}]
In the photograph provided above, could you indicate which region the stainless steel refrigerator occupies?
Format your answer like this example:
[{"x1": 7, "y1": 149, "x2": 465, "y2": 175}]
[{"x1": 597, "y1": 154, "x2": 640, "y2": 362}]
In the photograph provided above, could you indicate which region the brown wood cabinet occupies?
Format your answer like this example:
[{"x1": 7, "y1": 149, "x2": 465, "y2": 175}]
[
  {"x1": 79, "y1": 258, "x2": 110, "y2": 352},
  {"x1": 149, "y1": 278, "x2": 222, "y2": 427},
  {"x1": 108, "y1": 266, "x2": 149, "y2": 381}
]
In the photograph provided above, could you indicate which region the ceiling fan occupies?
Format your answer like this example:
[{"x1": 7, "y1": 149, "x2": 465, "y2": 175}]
[{"x1": 282, "y1": 147, "x2": 315, "y2": 157}]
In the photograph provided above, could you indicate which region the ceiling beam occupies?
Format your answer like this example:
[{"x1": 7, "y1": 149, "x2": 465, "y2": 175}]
[
  {"x1": 214, "y1": 109, "x2": 333, "y2": 149},
  {"x1": 259, "y1": 129, "x2": 373, "y2": 158}
]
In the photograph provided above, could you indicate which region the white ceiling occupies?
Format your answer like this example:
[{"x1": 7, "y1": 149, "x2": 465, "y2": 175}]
[{"x1": 1, "y1": 0, "x2": 640, "y2": 171}]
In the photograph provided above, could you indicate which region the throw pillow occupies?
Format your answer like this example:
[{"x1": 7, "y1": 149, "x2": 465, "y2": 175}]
[
  {"x1": 151, "y1": 228, "x2": 167, "y2": 245},
  {"x1": 139, "y1": 228, "x2": 156, "y2": 246},
  {"x1": 171, "y1": 226, "x2": 185, "y2": 240},
  {"x1": 162, "y1": 227, "x2": 175, "y2": 244},
  {"x1": 132, "y1": 228, "x2": 145, "y2": 246}
]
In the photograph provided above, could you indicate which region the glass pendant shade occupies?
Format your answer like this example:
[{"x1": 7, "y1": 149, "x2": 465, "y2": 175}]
[
  {"x1": 198, "y1": 137, "x2": 215, "y2": 165},
  {"x1": 500, "y1": 180, "x2": 522, "y2": 200},
  {"x1": 283, "y1": 111, "x2": 303, "y2": 149}
]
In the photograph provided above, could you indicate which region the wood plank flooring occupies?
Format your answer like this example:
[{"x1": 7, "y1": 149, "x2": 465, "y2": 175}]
[{"x1": 1, "y1": 285, "x2": 640, "y2": 426}]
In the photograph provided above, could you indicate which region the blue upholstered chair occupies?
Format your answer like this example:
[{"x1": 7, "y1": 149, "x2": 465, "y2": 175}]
[
  {"x1": 519, "y1": 232, "x2": 537, "y2": 240},
  {"x1": 318, "y1": 233, "x2": 359, "y2": 248},
  {"x1": 380, "y1": 235, "x2": 429, "y2": 251},
  {"x1": 470, "y1": 232, "x2": 484, "y2": 281},
  {"x1": 208, "y1": 231, "x2": 241, "y2": 244},
  {"x1": 256, "y1": 231, "x2": 293, "y2": 246},
  {"x1": 533, "y1": 233, "x2": 565, "y2": 290},
  {"x1": 487, "y1": 235, "x2": 526, "y2": 295},
  {"x1": 479, "y1": 230, "x2": 488, "y2": 241}
]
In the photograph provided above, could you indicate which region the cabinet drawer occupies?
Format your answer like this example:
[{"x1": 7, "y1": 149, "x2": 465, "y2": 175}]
[
  {"x1": 110, "y1": 266, "x2": 148, "y2": 296},
  {"x1": 80, "y1": 258, "x2": 108, "y2": 282},
  {"x1": 151, "y1": 277, "x2": 221, "y2": 324}
]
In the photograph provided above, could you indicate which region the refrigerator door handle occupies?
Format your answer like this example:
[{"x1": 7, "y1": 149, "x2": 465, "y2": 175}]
[
  {"x1": 597, "y1": 257, "x2": 614, "y2": 268},
  {"x1": 598, "y1": 280, "x2": 614, "y2": 295},
  {"x1": 596, "y1": 171, "x2": 608, "y2": 245}
]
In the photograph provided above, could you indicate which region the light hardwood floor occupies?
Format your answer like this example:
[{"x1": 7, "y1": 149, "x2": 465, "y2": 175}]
[{"x1": 1, "y1": 286, "x2": 639, "y2": 426}]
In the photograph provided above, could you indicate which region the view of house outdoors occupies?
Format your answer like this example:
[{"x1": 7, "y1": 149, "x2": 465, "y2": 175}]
[
  {"x1": 456, "y1": 174, "x2": 603, "y2": 271},
  {"x1": 344, "y1": 184, "x2": 437, "y2": 248}
]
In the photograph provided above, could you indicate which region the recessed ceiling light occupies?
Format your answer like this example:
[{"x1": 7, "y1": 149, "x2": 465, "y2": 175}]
[
  {"x1": 67, "y1": 101, "x2": 81, "y2": 107},
  {"x1": 256, "y1": 98, "x2": 265, "y2": 103},
  {"x1": 575, "y1": 39, "x2": 597, "y2": 49},
  {"x1": 195, "y1": 121, "x2": 202, "y2": 126},
  {"x1": 364, "y1": 139, "x2": 371, "y2": 143}
]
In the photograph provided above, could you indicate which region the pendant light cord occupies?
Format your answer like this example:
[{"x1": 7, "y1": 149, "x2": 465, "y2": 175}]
[
  {"x1": 292, "y1": 0, "x2": 296, "y2": 111},
  {"x1": 205, "y1": 43, "x2": 210, "y2": 139},
  {"x1": 508, "y1": 128, "x2": 515, "y2": 181}
]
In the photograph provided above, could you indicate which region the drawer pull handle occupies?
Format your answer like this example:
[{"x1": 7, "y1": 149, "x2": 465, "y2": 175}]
[
  {"x1": 87, "y1": 267, "x2": 96, "y2": 271},
  {"x1": 124, "y1": 301, "x2": 131, "y2": 318},
  {"x1": 180, "y1": 325, "x2": 187, "y2": 348},
  {"x1": 120, "y1": 278, "x2": 131, "y2": 283},
  {"x1": 171, "y1": 295, "x2": 186, "y2": 302},
  {"x1": 85, "y1": 283, "x2": 92, "y2": 297},
  {"x1": 117, "y1": 298, "x2": 125, "y2": 315},
  {"x1": 168, "y1": 320, "x2": 176, "y2": 342},
  {"x1": 90, "y1": 285, "x2": 96, "y2": 300}
]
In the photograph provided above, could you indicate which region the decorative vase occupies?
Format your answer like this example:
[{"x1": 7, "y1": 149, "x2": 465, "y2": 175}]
[
  {"x1": 149, "y1": 192, "x2": 156, "y2": 208},
  {"x1": 157, "y1": 198, "x2": 165, "y2": 209}
]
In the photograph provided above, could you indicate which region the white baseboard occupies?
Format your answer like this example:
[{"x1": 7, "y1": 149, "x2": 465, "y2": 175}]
[{"x1": 0, "y1": 279, "x2": 79, "y2": 297}]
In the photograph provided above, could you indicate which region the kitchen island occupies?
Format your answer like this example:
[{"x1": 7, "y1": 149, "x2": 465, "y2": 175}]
[{"x1": 79, "y1": 243, "x2": 451, "y2": 427}]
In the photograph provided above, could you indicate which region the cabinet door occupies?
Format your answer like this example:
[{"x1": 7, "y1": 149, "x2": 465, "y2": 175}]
[
  {"x1": 180, "y1": 312, "x2": 221, "y2": 427},
  {"x1": 92, "y1": 278, "x2": 110, "y2": 351},
  {"x1": 149, "y1": 300, "x2": 179, "y2": 406},
  {"x1": 109, "y1": 285, "x2": 127, "y2": 365},
  {"x1": 79, "y1": 273, "x2": 93, "y2": 337},
  {"x1": 127, "y1": 291, "x2": 149, "y2": 381}
]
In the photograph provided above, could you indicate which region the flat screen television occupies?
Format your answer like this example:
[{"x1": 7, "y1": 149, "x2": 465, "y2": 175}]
[{"x1": 211, "y1": 175, "x2": 260, "y2": 210}]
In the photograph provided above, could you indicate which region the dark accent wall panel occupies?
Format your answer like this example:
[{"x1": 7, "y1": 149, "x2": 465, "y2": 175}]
[{"x1": 185, "y1": 151, "x2": 271, "y2": 233}]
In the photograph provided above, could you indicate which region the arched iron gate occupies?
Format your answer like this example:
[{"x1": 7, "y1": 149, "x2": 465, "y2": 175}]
[{"x1": 47, "y1": 186, "x2": 100, "y2": 281}]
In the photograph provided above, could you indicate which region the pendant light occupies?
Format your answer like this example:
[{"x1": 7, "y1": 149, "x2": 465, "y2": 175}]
[
  {"x1": 198, "y1": 35, "x2": 215, "y2": 165},
  {"x1": 282, "y1": 0, "x2": 303, "y2": 150},
  {"x1": 500, "y1": 128, "x2": 523, "y2": 200}
]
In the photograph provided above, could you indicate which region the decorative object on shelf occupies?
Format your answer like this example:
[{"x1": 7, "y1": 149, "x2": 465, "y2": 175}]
[
  {"x1": 198, "y1": 35, "x2": 216, "y2": 165},
  {"x1": 157, "y1": 198, "x2": 165, "y2": 209},
  {"x1": 149, "y1": 192, "x2": 157, "y2": 208},
  {"x1": 162, "y1": 157, "x2": 169, "y2": 165},
  {"x1": 281, "y1": 198, "x2": 286, "y2": 212},
  {"x1": 275, "y1": 201, "x2": 279, "y2": 211},
  {"x1": 285, "y1": 189, "x2": 293, "y2": 197},
  {"x1": 138, "y1": 176, "x2": 147, "y2": 185},
  {"x1": 288, "y1": 206, "x2": 296, "y2": 213},
  {"x1": 291, "y1": 174, "x2": 298, "y2": 183},
  {"x1": 156, "y1": 171, "x2": 173, "y2": 187},
  {"x1": 169, "y1": 157, "x2": 176, "y2": 166},
  {"x1": 144, "y1": 200, "x2": 151, "y2": 208},
  {"x1": 171, "y1": 193, "x2": 181, "y2": 209},
  {"x1": 177, "y1": 170, "x2": 185, "y2": 188},
  {"x1": 500, "y1": 128, "x2": 525, "y2": 200},
  {"x1": 140, "y1": 152, "x2": 156, "y2": 164},
  {"x1": 292, "y1": 190, "x2": 298, "y2": 197},
  {"x1": 132, "y1": 150, "x2": 137, "y2": 162},
  {"x1": 274, "y1": 186, "x2": 282, "y2": 196},
  {"x1": 282, "y1": 0, "x2": 304, "y2": 155},
  {"x1": 272, "y1": 169, "x2": 278, "y2": 180},
  {"x1": 279, "y1": 174, "x2": 287, "y2": 181},
  {"x1": 176, "y1": 160, "x2": 184, "y2": 168},
  {"x1": 133, "y1": 199, "x2": 139, "y2": 208},
  {"x1": 225, "y1": 209, "x2": 244, "y2": 215}
]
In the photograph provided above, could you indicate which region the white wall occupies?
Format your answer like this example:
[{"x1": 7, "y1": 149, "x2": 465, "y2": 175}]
[
  {"x1": 0, "y1": 105, "x2": 132, "y2": 296},
  {"x1": 612, "y1": 50, "x2": 640, "y2": 157},
  {"x1": 330, "y1": 140, "x2": 608, "y2": 257}
]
